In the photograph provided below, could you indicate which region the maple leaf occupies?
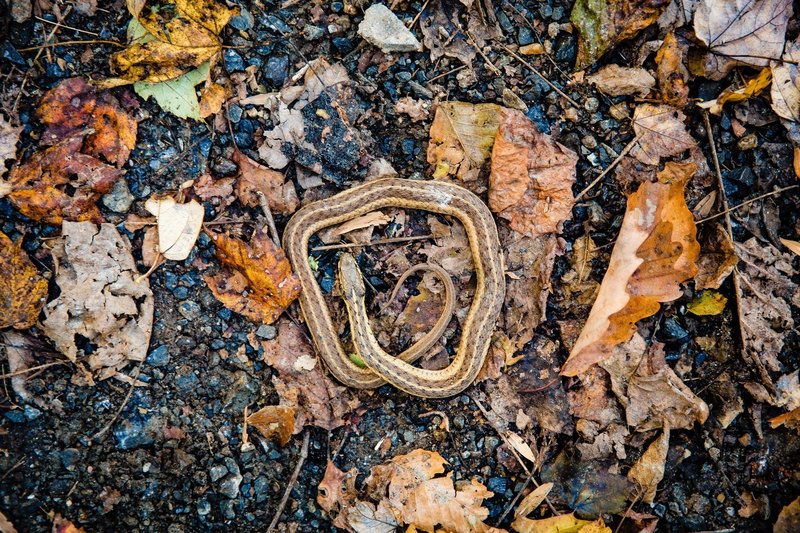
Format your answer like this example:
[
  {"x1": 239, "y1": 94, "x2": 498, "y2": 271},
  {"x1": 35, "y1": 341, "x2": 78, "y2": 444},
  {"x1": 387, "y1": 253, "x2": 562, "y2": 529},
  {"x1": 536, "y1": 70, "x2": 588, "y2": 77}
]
[
  {"x1": 0, "y1": 231, "x2": 48, "y2": 330},
  {"x1": 488, "y1": 108, "x2": 577, "y2": 237},
  {"x1": 693, "y1": 0, "x2": 792, "y2": 79},
  {"x1": 246, "y1": 405, "x2": 295, "y2": 446},
  {"x1": 561, "y1": 162, "x2": 700, "y2": 377},
  {"x1": 204, "y1": 228, "x2": 300, "y2": 325},
  {"x1": 37, "y1": 78, "x2": 137, "y2": 167},
  {"x1": 1, "y1": 134, "x2": 123, "y2": 224},
  {"x1": 233, "y1": 150, "x2": 299, "y2": 215},
  {"x1": 629, "y1": 104, "x2": 697, "y2": 166}
]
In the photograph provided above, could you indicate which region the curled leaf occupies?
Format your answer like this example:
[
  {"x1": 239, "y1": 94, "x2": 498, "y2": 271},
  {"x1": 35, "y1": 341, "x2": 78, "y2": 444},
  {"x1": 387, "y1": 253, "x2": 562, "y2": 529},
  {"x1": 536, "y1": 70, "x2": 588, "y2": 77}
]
[{"x1": 247, "y1": 405, "x2": 295, "y2": 446}]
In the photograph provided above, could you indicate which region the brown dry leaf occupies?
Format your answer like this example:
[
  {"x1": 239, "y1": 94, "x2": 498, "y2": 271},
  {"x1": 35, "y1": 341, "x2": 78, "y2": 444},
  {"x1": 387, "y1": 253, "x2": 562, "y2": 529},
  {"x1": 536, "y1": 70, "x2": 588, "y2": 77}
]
[
  {"x1": 105, "y1": 0, "x2": 238, "y2": 85},
  {"x1": 51, "y1": 514, "x2": 86, "y2": 533},
  {"x1": 395, "y1": 281, "x2": 448, "y2": 342},
  {"x1": 627, "y1": 426, "x2": 669, "y2": 503},
  {"x1": 771, "y1": 37, "x2": 800, "y2": 143},
  {"x1": 37, "y1": 78, "x2": 137, "y2": 167},
  {"x1": 695, "y1": 223, "x2": 737, "y2": 290},
  {"x1": 736, "y1": 237, "x2": 799, "y2": 372},
  {"x1": 570, "y1": 0, "x2": 671, "y2": 69},
  {"x1": 781, "y1": 238, "x2": 800, "y2": 256},
  {"x1": 770, "y1": 407, "x2": 800, "y2": 431},
  {"x1": 233, "y1": 149, "x2": 299, "y2": 215},
  {"x1": 395, "y1": 96, "x2": 431, "y2": 122},
  {"x1": 261, "y1": 319, "x2": 360, "y2": 431},
  {"x1": 693, "y1": 0, "x2": 792, "y2": 79},
  {"x1": 488, "y1": 109, "x2": 578, "y2": 237},
  {"x1": 0, "y1": 114, "x2": 23, "y2": 176},
  {"x1": 247, "y1": 405, "x2": 295, "y2": 446},
  {"x1": 561, "y1": 234, "x2": 600, "y2": 307},
  {"x1": 561, "y1": 162, "x2": 700, "y2": 377},
  {"x1": 585, "y1": 65, "x2": 655, "y2": 97},
  {"x1": 0, "y1": 231, "x2": 48, "y2": 329},
  {"x1": 42, "y1": 222, "x2": 154, "y2": 382},
  {"x1": 0, "y1": 511, "x2": 16, "y2": 533},
  {"x1": 419, "y1": 0, "x2": 486, "y2": 67},
  {"x1": 568, "y1": 365, "x2": 623, "y2": 429},
  {"x1": 204, "y1": 228, "x2": 301, "y2": 324},
  {"x1": 198, "y1": 82, "x2": 226, "y2": 118},
  {"x1": 655, "y1": 32, "x2": 690, "y2": 107},
  {"x1": 2, "y1": 331, "x2": 37, "y2": 402},
  {"x1": 629, "y1": 104, "x2": 696, "y2": 166},
  {"x1": 1, "y1": 134, "x2": 123, "y2": 224},
  {"x1": 775, "y1": 496, "x2": 800, "y2": 533},
  {"x1": 511, "y1": 511, "x2": 591, "y2": 533},
  {"x1": 427, "y1": 102, "x2": 503, "y2": 183},
  {"x1": 600, "y1": 334, "x2": 709, "y2": 431},
  {"x1": 191, "y1": 172, "x2": 235, "y2": 208},
  {"x1": 317, "y1": 460, "x2": 359, "y2": 530},
  {"x1": 332, "y1": 211, "x2": 390, "y2": 237},
  {"x1": 144, "y1": 196, "x2": 204, "y2": 261},
  {"x1": 700, "y1": 67, "x2": 772, "y2": 115}
]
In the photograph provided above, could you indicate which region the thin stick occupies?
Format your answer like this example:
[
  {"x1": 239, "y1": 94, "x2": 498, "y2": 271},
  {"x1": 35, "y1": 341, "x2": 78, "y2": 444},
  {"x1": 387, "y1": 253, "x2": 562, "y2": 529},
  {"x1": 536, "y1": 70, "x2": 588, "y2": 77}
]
[
  {"x1": 575, "y1": 136, "x2": 639, "y2": 201},
  {"x1": 18, "y1": 39, "x2": 125, "y2": 51},
  {"x1": 408, "y1": 0, "x2": 430, "y2": 30},
  {"x1": 0, "y1": 361, "x2": 66, "y2": 379},
  {"x1": 35, "y1": 16, "x2": 100, "y2": 36},
  {"x1": 311, "y1": 234, "x2": 433, "y2": 252},
  {"x1": 90, "y1": 361, "x2": 145, "y2": 443},
  {"x1": 696, "y1": 184, "x2": 799, "y2": 224},
  {"x1": 499, "y1": 44, "x2": 580, "y2": 108},
  {"x1": 257, "y1": 191, "x2": 282, "y2": 248},
  {"x1": 266, "y1": 430, "x2": 311, "y2": 533},
  {"x1": 426, "y1": 65, "x2": 467, "y2": 84}
]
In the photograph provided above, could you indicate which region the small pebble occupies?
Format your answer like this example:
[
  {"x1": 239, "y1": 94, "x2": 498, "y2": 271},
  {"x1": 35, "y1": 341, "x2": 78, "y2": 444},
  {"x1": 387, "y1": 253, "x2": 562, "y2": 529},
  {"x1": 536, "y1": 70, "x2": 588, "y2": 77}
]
[
  {"x1": 179, "y1": 301, "x2": 201, "y2": 321},
  {"x1": 223, "y1": 49, "x2": 245, "y2": 72},
  {"x1": 147, "y1": 346, "x2": 170, "y2": 367},
  {"x1": 255, "y1": 325, "x2": 277, "y2": 340}
]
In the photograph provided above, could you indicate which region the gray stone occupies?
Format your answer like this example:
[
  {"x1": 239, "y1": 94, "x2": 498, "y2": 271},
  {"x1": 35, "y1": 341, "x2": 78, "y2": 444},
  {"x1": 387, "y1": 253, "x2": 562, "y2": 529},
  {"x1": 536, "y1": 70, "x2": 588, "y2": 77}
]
[
  {"x1": 24, "y1": 405, "x2": 42, "y2": 420},
  {"x1": 102, "y1": 179, "x2": 134, "y2": 213},
  {"x1": 219, "y1": 473, "x2": 243, "y2": 498},
  {"x1": 179, "y1": 301, "x2": 201, "y2": 321},
  {"x1": 209, "y1": 464, "x2": 228, "y2": 483},
  {"x1": 358, "y1": 4, "x2": 422, "y2": 53},
  {"x1": 229, "y1": 7, "x2": 254, "y2": 31},
  {"x1": 255, "y1": 324, "x2": 276, "y2": 340}
]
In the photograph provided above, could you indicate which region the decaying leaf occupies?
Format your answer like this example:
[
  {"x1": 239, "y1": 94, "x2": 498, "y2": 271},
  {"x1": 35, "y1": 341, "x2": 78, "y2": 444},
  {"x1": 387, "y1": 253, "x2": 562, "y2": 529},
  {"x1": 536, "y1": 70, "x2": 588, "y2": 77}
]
[
  {"x1": 489, "y1": 109, "x2": 577, "y2": 237},
  {"x1": 205, "y1": 229, "x2": 300, "y2": 324},
  {"x1": 570, "y1": 0, "x2": 671, "y2": 68},
  {"x1": 655, "y1": 32, "x2": 690, "y2": 107},
  {"x1": 0, "y1": 114, "x2": 23, "y2": 176},
  {"x1": 41, "y1": 222, "x2": 154, "y2": 382},
  {"x1": 775, "y1": 497, "x2": 800, "y2": 533},
  {"x1": 771, "y1": 37, "x2": 800, "y2": 144},
  {"x1": 514, "y1": 483, "x2": 554, "y2": 519},
  {"x1": 627, "y1": 426, "x2": 669, "y2": 503},
  {"x1": 1, "y1": 330, "x2": 54, "y2": 403},
  {"x1": 144, "y1": 197, "x2": 204, "y2": 261},
  {"x1": 317, "y1": 460, "x2": 359, "y2": 530},
  {"x1": 320, "y1": 449, "x2": 499, "y2": 533},
  {"x1": 687, "y1": 290, "x2": 727, "y2": 316},
  {"x1": 0, "y1": 231, "x2": 48, "y2": 330},
  {"x1": 394, "y1": 96, "x2": 431, "y2": 122},
  {"x1": 562, "y1": 163, "x2": 700, "y2": 377},
  {"x1": 37, "y1": 78, "x2": 137, "y2": 167},
  {"x1": 1, "y1": 134, "x2": 123, "y2": 224},
  {"x1": 781, "y1": 238, "x2": 800, "y2": 256},
  {"x1": 104, "y1": 0, "x2": 238, "y2": 85},
  {"x1": 700, "y1": 68, "x2": 772, "y2": 115},
  {"x1": 693, "y1": 0, "x2": 792, "y2": 79},
  {"x1": 427, "y1": 102, "x2": 502, "y2": 183},
  {"x1": 247, "y1": 405, "x2": 295, "y2": 446},
  {"x1": 198, "y1": 81, "x2": 226, "y2": 118},
  {"x1": 586, "y1": 65, "x2": 655, "y2": 97},
  {"x1": 511, "y1": 511, "x2": 591, "y2": 533},
  {"x1": 260, "y1": 319, "x2": 360, "y2": 431},
  {"x1": 233, "y1": 150, "x2": 298, "y2": 215},
  {"x1": 695, "y1": 223, "x2": 737, "y2": 290},
  {"x1": 420, "y1": 0, "x2": 486, "y2": 67},
  {"x1": 630, "y1": 104, "x2": 697, "y2": 166}
]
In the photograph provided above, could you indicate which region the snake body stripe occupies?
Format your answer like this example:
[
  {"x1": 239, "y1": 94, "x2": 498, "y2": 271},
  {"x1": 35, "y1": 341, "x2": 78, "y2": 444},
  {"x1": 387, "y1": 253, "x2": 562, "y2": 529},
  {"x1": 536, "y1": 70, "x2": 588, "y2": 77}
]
[{"x1": 282, "y1": 178, "x2": 505, "y2": 398}]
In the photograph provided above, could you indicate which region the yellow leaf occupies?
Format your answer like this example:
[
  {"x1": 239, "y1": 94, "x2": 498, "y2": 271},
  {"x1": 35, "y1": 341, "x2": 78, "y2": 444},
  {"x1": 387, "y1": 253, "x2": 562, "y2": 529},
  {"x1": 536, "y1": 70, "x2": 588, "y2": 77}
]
[
  {"x1": 199, "y1": 82, "x2": 227, "y2": 118},
  {"x1": 511, "y1": 511, "x2": 591, "y2": 533},
  {"x1": 687, "y1": 290, "x2": 727, "y2": 316}
]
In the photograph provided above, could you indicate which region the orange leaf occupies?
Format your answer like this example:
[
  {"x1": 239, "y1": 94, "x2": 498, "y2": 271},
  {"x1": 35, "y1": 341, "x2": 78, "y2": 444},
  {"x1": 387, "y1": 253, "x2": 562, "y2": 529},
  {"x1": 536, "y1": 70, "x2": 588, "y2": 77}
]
[
  {"x1": 204, "y1": 228, "x2": 301, "y2": 324},
  {"x1": 655, "y1": 32, "x2": 690, "y2": 107},
  {"x1": 247, "y1": 405, "x2": 295, "y2": 446},
  {"x1": 317, "y1": 460, "x2": 359, "y2": 530},
  {"x1": 2, "y1": 134, "x2": 123, "y2": 224},
  {"x1": 0, "y1": 231, "x2": 48, "y2": 330},
  {"x1": 199, "y1": 82, "x2": 226, "y2": 118},
  {"x1": 233, "y1": 150, "x2": 298, "y2": 215},
  {"x1": 488, "y1": 108, "x2": 577, "y2": 237},
  {"x1": 561, "y1": 162, "x2": 700, "y2": 376}
]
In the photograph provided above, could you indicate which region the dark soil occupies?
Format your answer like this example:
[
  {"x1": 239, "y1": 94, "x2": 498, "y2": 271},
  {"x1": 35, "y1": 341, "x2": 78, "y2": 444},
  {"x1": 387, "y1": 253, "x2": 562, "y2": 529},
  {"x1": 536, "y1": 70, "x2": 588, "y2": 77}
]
[{"x1": 1, "y1": 1, "x2": 799, "y2": 532}]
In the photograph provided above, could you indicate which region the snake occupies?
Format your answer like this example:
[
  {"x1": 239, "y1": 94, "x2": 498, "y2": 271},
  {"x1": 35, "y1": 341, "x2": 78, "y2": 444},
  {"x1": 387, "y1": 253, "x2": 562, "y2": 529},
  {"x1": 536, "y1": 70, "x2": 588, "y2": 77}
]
[{"x1": 282, "y1": 178, "x2": 505, "y2": 398}]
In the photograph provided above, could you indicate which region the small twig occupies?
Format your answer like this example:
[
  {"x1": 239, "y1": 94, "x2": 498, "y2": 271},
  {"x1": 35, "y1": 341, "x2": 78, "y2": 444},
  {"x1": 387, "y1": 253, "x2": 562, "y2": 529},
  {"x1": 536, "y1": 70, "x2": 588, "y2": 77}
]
[
  {"x1": 257, "y1": 191, "x2": 282, "y2": 248},
  {"x1": 89, "y1": 361, "x2": 145, "y2": 443},
  {"x1": 696, "y1": 184, "x2": 799, "y2": 224},
  {"x1": 311, "y1": 234, "x2": 433, "y2": 252},
  {"x1": 575, "y1": 136, "x2": 639, "y2": 201},
  {"x1": 34, "y1": 16, "x2": 100, "y2": 36},
  {"x1": 499, "y1": 44, "x2": 580, "y2": 108},
  {"x1": 426, "y1": 65, "x2": 467, "y2": 84},
  {"x1": 0, "y1": 361, "x2": 67, "y2": 379},
  {"x1": 0, "y1": 456, "x2": 26, "y2": 482},
  {"x1": 408, "y1": 0, "x2": 430, "y2": 30},
  {"x1": 18, "y1": 39, "x2": 125, "y2": 51},
  {"x1": 266, "y1": 430, "x2": 311, "y2": 533},
  {"x1": 134, "y1": 252, "x2": 165, "y2": 284}
]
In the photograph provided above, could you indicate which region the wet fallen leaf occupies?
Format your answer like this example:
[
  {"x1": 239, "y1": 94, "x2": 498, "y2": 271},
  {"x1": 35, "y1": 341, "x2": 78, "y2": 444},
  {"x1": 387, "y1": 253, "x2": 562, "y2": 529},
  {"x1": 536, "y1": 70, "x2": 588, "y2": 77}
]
[
  {"x1": 133, "y1": 60, "x2": 211, "y2": 120},
  {"x1": 627, "y1": 426, "x2": 669, "y2": 503},
  {"x1": 570, "y1": 0, "x2": 671, "y2": 69},
  {"x1": 514, "y1": 483, "x2": 554, "y2": 519},
  {"x1": 511, "y1": 512, "x2": 591, "y2": 533},
  {"x1": 0, "y1": 114, "x2": 23, "y2": 176},
  {"x1": 1, "y1": 134, "x2": 123, "y2": 224},
  {"x1": 42, "y1": 222, "x2": 154, "y2": 383},
  {"x1": 394, "y1": 280, "x2": 447, "y2": 343},
  {"x1": 51, "y1": 514, "x2": 86, "y2": 533},
  {"x1": 700, "y1": 68, "x2": 772, "y2": 115},
  {"x1": 693, "y1": 0, "x2": 792, "y2": 79},
  {"x1": 488, "y1": 109, "x2": 578, "y2": 237},
  {"x1": 630, "y1": 104, "x2": 697, "y2": 166},
  {"x1": 427, "y1": 102, "x2": 503, "y2": 183},
  {"x1": 541, "y1": 454, "x2": 633, "y2": 517},
  {"x1": 233, "y1": 149, "x2": 299, "y2": 215},
  {"x1": 37, "y1": 78, "x2": 137, "y2": 167},
  {"x1": 144, "y1": 196, "x2": 204, "y2": 261},
  {"x1": 585, "y1": 65, "x2": 655, "y2": 97},
  {"x1": 247, "y1": 405, "x2": 295, "y2": 446},
  {"x1": 655, "y1": 32, "x2": 690, "y2": 107},
  {"x1": 204, "y1": 228, "x2": 301, "y2": 324},
  {"x1": 695, "y1": 223, "x2": 737, "y2": 290},
  {"x1": 562, "y1": 163, "x2": 700, "y2": 376},
  {"x1": 687, "y1": 290, "x2": 727, "y2": 316},
  {"x1": 104, "y1": 0, "x2": 238, "y2": 85},
  {"x1": 420, "y1": 0, "x2": 486, "y2": 67},
  {"x1": 0, "y1": 231, "x2": 48, "y2": 329},
  {"x1": 191, "y1": 172, "x2": 235, "y2": 209},
  {"x1": 600, "y1": 334, "x2": 709, "y2": 431},
  {"x1": 774, "y1": 496, "x2": 800, "y2": 533}
]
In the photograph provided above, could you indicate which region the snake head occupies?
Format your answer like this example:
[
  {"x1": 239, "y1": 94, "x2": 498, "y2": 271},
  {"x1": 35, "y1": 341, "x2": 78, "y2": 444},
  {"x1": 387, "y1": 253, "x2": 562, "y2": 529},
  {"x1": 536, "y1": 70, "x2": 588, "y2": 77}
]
[{"x1": 338, "y1": 253, "x2": 366, "y2": 301}]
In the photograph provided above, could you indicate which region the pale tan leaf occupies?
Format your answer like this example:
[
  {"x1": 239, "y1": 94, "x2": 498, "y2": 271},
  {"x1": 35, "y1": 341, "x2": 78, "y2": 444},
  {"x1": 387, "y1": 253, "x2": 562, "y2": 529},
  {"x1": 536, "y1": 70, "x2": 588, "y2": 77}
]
[
  {"x1": 505, "y1": 431, "x2": 537, "y2": 463},
  {"x1": 780, "y1": 237, "x2": 800, "y2": 256},
  {"x1": 0, "y1": 115, "x2": 23, "y2": 177},
  {"x1": 771, "y1": 37, "x2": 800, "y2": 130},
  {"x1": 332, "y1": 211, "x2": 391, "y2": 236},
  {"x1": 627, "y1": 427, "x2": 669, "y2": 503},
  {"x1": 586, "y1": 65, "x2": 655, "y2": 97},
  {"x1": 514, "y1": 483, "x2": 553, "y2": 519},
  {"x1": 630, "y1": 104, "x2": 696, "y2": 166},
  {"x1": 144, "y1": 196, "x2": 204, "y2": 260}
]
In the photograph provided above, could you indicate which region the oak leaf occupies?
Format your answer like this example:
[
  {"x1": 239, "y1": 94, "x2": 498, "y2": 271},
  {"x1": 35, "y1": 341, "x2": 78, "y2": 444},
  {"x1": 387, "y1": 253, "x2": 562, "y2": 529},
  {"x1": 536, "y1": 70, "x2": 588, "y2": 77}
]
[
  {"x1": 233, "y1": 149, "x2": 298, "y2": 215},
  {"x1": 561, "y1": 162, "x2": 700, "y2": 376},
  {"x1": 629, "y1": 104, "x2": 696, "y2": 166},
  {"x1": 585, "y1": 65, "x2": 655, "y2": 97},
  {"x1": 204, "y1": 228, "x2": 301, "y2": 324},
  {"x1": 488, "y1": 109, "x2": 577, "y2": 237},
  {"x1": 1, "y1": 134, "x2": 123, "y2": 224},
  {"x1": 247, "y1": 405, "x2": 295, "y2": 446},
  {"x1": 0, "y1": 231, "x2": 48, "y2": 330},
  {"x1": 694, "y1": 0, "x2": 792, "y2": 79},
  {"x1": 427, "y1": 102, "x2": 502, "y2": 183},
  {"x1": 770, "y1": 37, "x2": 800, "y2": 143}
]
